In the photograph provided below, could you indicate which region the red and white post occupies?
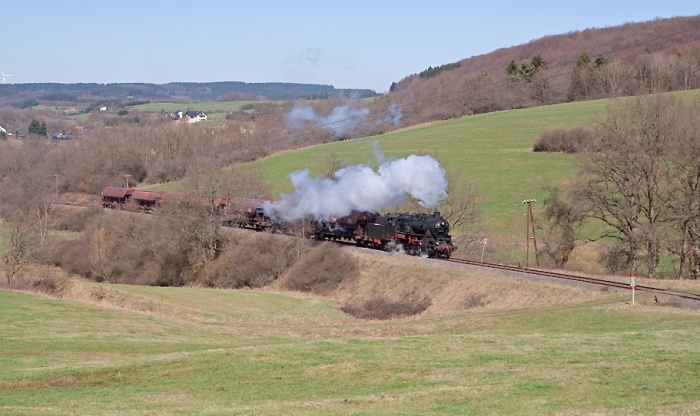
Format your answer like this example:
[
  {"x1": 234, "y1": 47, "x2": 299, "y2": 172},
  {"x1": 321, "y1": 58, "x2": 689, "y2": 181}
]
[{"x1": 629, "y1": 273, "x2": 637, "y2": 305}]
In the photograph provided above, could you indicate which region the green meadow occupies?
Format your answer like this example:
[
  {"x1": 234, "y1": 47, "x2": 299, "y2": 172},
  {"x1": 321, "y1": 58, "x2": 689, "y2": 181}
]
[
  {"x1": 1, "y1": 284, "x2": 699, "y2": 415},
  {"x1": 127, "y1": 100, "x2": 271, "y2": 114},
  {"x1": 250, "y1": 90, "x2": 700, "y2": 235}
]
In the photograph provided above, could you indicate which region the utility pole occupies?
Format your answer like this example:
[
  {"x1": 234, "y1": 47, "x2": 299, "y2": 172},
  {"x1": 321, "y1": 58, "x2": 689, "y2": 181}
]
[
  {"x1": 125, "y1": 174, "x2": 132, "y2": 188},
  {"x1": 53, "y1": 174, "x2": 61, "y2": 201},
  {"x1": 522, "y1": 199, "x2": 540, "y2": 268}
]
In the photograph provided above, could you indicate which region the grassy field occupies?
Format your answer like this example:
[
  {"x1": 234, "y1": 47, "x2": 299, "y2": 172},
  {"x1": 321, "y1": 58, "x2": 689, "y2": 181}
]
[
  {"x1": 1, "y1": 272, "x2": 699, "y2": 415},
  {"x1": 249, "y1": 91, "x2": 700, "y2": 235},
  {"x1": 127, "y1": 100, "x2": 271, "y2": 114},
  {"x1": 249, "y1": 101, "x2": 595, "y2": 235}
]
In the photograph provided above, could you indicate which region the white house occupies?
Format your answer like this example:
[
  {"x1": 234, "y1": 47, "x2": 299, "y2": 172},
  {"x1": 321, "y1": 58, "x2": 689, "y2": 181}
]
[{"x1": 185, "y1": 110, "x2": 208, "y2": 122}]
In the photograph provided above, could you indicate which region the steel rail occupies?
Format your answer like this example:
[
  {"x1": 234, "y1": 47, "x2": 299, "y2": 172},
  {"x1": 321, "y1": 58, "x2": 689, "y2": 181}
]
[{"x1": 445, "y1": 257, "x2": 700, "y2": 303}]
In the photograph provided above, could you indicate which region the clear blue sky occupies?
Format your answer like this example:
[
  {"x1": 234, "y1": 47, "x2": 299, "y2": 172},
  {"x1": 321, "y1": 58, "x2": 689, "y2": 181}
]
[{"x1": 2, "y1": 1, "x2": 698, "y2": 92}]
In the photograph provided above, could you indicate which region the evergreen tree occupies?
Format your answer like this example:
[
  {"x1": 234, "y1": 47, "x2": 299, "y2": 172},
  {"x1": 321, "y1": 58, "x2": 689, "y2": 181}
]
[{"x1": 28, "y1": 119, "x2": 47, "y2": 136}]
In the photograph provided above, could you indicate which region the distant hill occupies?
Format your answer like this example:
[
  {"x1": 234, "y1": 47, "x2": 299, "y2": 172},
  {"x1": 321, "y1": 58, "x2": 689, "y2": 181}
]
[
  {"x1": 389, "y1": 15, "x2": 700, "y2": 124},
  {"x1": 0, "y1": 81, "x2": 377, "y2": 108}
]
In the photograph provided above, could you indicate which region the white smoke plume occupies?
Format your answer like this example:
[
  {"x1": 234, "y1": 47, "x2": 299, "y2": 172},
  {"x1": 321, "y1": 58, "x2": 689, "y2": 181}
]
[
  {"x1": 383, "y1": 103, "x2": 403, "y2": 127},
  {"x1": 286, "y1": 104, "x2": 370, "y2": 138},
  {"x1": 264, "y1": 154, "x2": 448, "y2": 221},
  {"x1": 372, "y1": 141, "x2": 385, "y2": 165}
]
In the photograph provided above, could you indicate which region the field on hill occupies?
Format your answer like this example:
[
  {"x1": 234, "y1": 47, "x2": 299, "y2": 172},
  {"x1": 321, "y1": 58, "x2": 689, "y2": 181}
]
[
  {"x1": 2, "y1": 250, "x2": 699, "y2": 415},
  {"x1": 250, "y1": 90, "x2": 700, "y2": 239},
  {"x1": 125, "y1": 100, "x2": 271, "y2": 121},
  {"x1": 127, "y1": 100, "x2": 270, "y2": 114}
]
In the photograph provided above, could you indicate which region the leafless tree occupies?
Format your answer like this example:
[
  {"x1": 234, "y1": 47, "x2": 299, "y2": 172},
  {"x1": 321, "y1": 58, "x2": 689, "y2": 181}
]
[
  {"x1": 538, "y1": 185, "x2": 586, "y2": 267},
  {"x1": 574, "y1": 95, "x2": 680, "y2": 276},
  {"x1": 88, "y1": 222, "x2": 115, "y2": 283},
  {"x1": 319, "y1": 152, "x2": 343, "y2": 180},
  {"x1": 1, "y1": 211, "x2": 39, "y2": 284},
  {"x1": 666, "y1": 99, "x2": 700, "y2": 278}
]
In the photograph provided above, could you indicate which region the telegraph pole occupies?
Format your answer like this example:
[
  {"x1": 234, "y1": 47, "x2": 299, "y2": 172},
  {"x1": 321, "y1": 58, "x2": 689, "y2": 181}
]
[
  {"x1": 522, "y1": 199, "x2": 540, "y2": 268},
  {"x1": 53, "y1": 174, "x2": 61, "y2": 201}
]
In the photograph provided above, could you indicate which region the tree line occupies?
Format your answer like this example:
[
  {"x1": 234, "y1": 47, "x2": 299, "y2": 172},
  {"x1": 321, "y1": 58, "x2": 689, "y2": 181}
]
[{"x1": 539, "y1": 94, "x2": 700, "y2": 279}]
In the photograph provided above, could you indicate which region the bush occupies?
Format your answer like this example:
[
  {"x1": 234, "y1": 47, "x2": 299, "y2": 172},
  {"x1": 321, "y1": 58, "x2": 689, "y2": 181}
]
[
  {"x1": 598, "y1": 245, "x2": 632, "y2": 274},
  {"x1": 52, "y1": 213, "x2": 161, "y2": 284},
  {"x1": 341, "y1": 297, "x2": 432, "y2": 320},
  {"x1": 0, "y1": 266, "x2": 69, "y2": 295},
  {"x1": 53, "y1": 237, "x2": 93, "y2": 278},
  {"x1": 204, "y1": 234, "x2": 298, "y2": 288},
  {"x1": 52, "y1": 206, "x2": 102, "y2": 232},
  {"x1": 282, "y1": 242, "x2": 359, "y2": 295},
  {"x1": 533, "y1": 127, "x2": 593, "y2": 153}
]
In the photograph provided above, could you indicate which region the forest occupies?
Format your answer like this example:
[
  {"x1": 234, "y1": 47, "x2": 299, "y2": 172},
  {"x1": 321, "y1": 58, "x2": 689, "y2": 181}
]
[{"x1": 0, "y1": 81, "x2": 376, "y2": 108}]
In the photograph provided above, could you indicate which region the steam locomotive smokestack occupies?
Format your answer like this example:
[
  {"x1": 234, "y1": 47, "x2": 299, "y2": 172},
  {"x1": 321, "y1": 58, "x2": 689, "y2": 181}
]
[{"x1": 263, "y1": 154, "x2": 448, "y2": 221}]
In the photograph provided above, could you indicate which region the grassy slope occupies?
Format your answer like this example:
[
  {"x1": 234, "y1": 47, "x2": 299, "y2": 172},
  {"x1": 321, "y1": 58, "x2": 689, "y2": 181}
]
[
  {"x1": 250, "y1": 91, "x2": 700, "y2": 235},
  {"x1": 127, "y1": 100, "x2": 266, "y2": 113},
  {"x1": 1, "y1": 275, "x2": 699, "y2": 415}
]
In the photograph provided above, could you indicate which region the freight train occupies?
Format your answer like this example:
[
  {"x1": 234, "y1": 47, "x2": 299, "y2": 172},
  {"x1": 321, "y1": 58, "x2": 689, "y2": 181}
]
[{"x1": 101, "y1": 187, "x2": 456, "y2": 258}]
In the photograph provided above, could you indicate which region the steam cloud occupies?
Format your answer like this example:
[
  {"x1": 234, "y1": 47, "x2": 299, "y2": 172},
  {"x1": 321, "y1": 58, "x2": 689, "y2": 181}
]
[
  {"x1": 286, "y1": 104, "x2": 370, "y2": 138},
  {"x1": 285, "y1": 103, "x2": 403, "y2": 139},
  {"x1": 383, "y1": 103, "x2": 403, "y2": 127},
  {"x1": 264, "y1": 154, "x2": 448, "y2": 221}
]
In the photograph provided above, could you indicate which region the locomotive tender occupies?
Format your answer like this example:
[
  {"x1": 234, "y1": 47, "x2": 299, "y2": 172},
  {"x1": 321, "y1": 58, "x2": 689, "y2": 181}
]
[{"x1": 101, "y1": 187, "x2": 456, "y2": 258}]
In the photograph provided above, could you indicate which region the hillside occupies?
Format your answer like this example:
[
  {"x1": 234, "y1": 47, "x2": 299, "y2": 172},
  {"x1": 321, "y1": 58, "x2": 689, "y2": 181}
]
[
  {"x1": 249, "y1": 96, "x2": 610, "y2": 228},
  {"x1": 0, "y1": 81, "x2": 377, "y2": 109},
  {"x1": 401, "y1": 15, "x2": 700, "y2": 87},
  {"x1": 241, "y1": 89, "x2": 700, "y2": 270},
  {"x1": 388, "y1": 15, "x2": 700, "y2": 125},
  {"x1": 2, "y1": 252, "x2": 700, "y2": 414}
]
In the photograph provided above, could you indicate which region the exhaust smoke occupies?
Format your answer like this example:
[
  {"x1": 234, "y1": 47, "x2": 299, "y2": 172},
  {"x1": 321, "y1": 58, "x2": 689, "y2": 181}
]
[{"x1": 264, "y1": 153, "x2": 448, "y2": 221}]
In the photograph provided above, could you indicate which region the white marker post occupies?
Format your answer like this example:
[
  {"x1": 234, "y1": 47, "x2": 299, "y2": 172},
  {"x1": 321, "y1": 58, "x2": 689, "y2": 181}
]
[
  {"x1": 629, "y1": 273, "x2": 637, "y2": 305},
  {"x1": 481, "y1": 238, "x2": 488, "y2": 262}
]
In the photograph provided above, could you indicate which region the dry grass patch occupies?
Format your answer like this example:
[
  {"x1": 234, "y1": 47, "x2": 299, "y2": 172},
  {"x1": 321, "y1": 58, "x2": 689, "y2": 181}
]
[
  {"x1": 281, "y1": 242, "x2": 360, "y2": 295},
  {"x1": 341, "y1": 296, "x2": 431, "y2": 320},
  {"x1": 333, "y1": 250, "x2": 607, "y2": 316}
]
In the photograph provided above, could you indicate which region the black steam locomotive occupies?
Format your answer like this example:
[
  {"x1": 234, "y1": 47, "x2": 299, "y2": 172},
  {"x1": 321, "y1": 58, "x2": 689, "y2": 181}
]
[{"x1": 317, "y1": 211, "x2": 456, "y2": 258}]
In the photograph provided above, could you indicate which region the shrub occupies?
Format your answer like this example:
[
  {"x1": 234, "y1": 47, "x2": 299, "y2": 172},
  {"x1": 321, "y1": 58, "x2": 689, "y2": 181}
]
[
  {"x1": 282, "y1": 242, "x2": 359, "y2": 295},
  {"x1": 461, "y1": 293, "x2": 487, "y2": 309},
  {"x1": 598, "y1": 245, "x2": 632, "y2": 274},
  {"x1": 0, "y1": 266, "x2": 69, "y2": 295},
  {"x1": 53, "y1": 237, "x2": 93, "y2": 278},
  {"x1": 341, "y1": 297, "x2": 432, "y2": 320},
  {"x1": 204, "y1": 234, "x2": 298, "y2": 288},
  {"x1": 52, "y1": 206, "x2": 102, "y2": 232},
  {"x1": 532, "y1": 127, "x2": 593, "y2": 153}
]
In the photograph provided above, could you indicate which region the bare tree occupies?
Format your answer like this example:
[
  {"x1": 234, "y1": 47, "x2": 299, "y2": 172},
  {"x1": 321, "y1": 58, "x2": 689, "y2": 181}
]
[
  {"x1": 319, "y1": 152, "x2": 343, "y2": 180},
  {"x1": 156, "y1": 192, "x2": 224, "y2": 283},
  {"x1": 666, "y1": 99, "x2": 700, "y2": 278},
  {"x1": 538, "y1": 185, "x2": 585, "y2": 267},
  {"x1": 2, "y1": 212, "x2": 39, "y2": 284},
  {"x1": 89, "y1": 223, "x2": 115, "y2": 283},
  {"x1": 574, "y1": 95, "x2": 679, "y2": 276}
]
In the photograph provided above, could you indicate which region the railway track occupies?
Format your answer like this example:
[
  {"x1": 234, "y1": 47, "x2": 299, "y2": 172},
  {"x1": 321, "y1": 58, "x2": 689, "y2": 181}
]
[
  {"x1": 51, "y1": 200, "x2": 700, "y2": 305},
  {"x1": 445, "y1": 257, "x2": 700, "y2": 303}
]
